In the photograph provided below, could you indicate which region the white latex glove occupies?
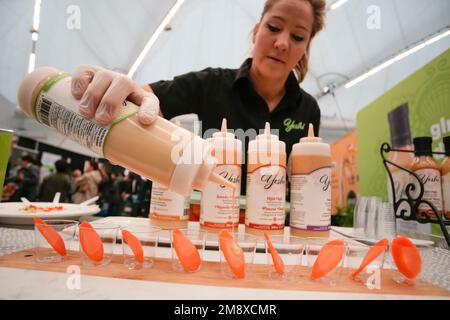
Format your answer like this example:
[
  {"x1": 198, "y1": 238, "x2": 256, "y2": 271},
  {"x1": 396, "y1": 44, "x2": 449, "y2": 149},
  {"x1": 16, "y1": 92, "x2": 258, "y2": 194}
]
[{"x1": 71, "y1": 64, "x2": 159, "y2": 126}]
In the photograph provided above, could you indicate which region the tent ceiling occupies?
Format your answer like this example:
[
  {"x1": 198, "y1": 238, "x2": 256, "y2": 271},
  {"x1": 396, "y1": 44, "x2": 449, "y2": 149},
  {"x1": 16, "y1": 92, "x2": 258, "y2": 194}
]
[
  {"x1": 1, "y1": 0, "x2": 449, "y2": 118},
  {"x1": 307, "y1": 0, "x2": 450, "y2": 95}
]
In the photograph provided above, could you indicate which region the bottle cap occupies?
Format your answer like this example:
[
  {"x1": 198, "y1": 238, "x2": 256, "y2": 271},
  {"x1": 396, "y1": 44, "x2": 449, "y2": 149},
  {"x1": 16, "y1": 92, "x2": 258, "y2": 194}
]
[
  {"x1": 299, "y1": 123, "x2": 322, "y2": 143},
  {"x1": 248, "y1": 122, "x2": 286, "y2": 154},
  {"x1": 413, "y1": 136, "x2": 432, "y2": 156},
  {"x1": 212, "y1": 118, "x2": 235, "y2": 140},
  {"x1": 210, "y1": 118, "x2": 242, "y2": 164},
  {"x1": 292, "y1": 123, "x2": 330, "y2": 156},
  {"x1": 17, "y1": 67, "x2": 62, "y2": 118},
  {"x1": 443, "y1": 135, "x2": 450, "y2": 156}
]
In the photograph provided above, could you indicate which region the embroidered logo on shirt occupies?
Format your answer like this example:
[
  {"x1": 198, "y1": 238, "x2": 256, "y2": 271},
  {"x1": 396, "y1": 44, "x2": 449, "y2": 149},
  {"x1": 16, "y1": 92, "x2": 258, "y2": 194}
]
[{"x1": 283, "y1": 118, "x2": 305, "y2": 133}]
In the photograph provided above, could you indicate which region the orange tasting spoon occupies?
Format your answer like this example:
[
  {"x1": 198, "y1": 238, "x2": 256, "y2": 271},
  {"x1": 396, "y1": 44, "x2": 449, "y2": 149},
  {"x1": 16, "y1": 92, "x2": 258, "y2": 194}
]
[
  {"x1": 351, "y1": 238, "x2": 388, "y2": 279},
  {"x1": 33, "y1": 217, "x2": 66, "y2": 256},
  {"x1": 122, "y1": 230, "x2": 144, "y2": 264},
  {"x1": 263, "y1": 232, "x2": 284, "y2": 275},
  {"x1": 390, "y1": 236, "x2": 422, "y2": 280},
  {"x1": 311, "y1": 239, "x2": 345, "y2": 281},
  {"x1": 172, "y1": 228, "x2": 201, "y2": 272},
  {"x1": 219, "y1": 229, "x2": 245, "y2": 278},
  {"x1": 79, "y1": 221, "x2": 104, "y2": 263}
]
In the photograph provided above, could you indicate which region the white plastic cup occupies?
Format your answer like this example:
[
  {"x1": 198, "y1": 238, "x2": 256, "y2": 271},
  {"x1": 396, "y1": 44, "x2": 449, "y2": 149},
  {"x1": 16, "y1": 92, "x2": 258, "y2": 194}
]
[
  {"x1": 122, "y1": 227, "x2": 160, "y2": 270},
  {"x1": 34, "y1": 219, "x2": 78, "y2": 263}
]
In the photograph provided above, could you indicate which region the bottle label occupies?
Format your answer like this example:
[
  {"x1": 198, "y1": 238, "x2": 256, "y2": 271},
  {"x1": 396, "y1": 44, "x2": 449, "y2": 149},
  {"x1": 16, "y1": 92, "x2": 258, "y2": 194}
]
[
  {"x1": 245, "y1": 165, "x2": 286, "y2": 230},
  {"x1": 442, "y1": 172, "x2": 450, "y2": 214},
  {"x1": 150, "y1": 182, "x2": 189, "y2": 221},
  {"x1": 200, "y1": 165, "x2": 241, "y2": 228},
  {"x1": 290, "y1": 166, "x2": 331, "y2": 231},
  {"x1": 34, "y1": 76, "x2": 138, "y2": 156},
  {"x1": 387, "y1": 170, "x2": 411, "y2": 204},
  {"x1": 412, "y1": 168, "x2": 443, "y2": 214}
]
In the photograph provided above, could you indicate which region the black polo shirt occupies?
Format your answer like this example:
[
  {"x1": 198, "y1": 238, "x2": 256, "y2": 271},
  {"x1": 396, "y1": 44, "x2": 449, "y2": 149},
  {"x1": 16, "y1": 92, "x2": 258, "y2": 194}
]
[{"x1": 150, "y1": 58, "x2": 321, "y2": 195}]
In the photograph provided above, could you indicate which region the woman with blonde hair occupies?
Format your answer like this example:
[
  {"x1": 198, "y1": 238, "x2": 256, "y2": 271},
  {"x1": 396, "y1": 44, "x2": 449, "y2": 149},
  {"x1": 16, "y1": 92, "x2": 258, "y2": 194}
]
[{"x1": 71, "y1": 0, "x2": 326, "y2": 194}]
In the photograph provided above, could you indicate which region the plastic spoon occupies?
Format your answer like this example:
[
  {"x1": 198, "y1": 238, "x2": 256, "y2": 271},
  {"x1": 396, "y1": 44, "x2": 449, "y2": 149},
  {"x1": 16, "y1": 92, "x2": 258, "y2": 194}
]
[
  {"x1": 172, "y1": 228, "x2": 201, "y2": 272},
  {"x1": 122, "y1": 229, "x2": 144, "y2": 264},
  {"x1": 219, "y1": 229, "x2": 245, "y2": 278},
  {"x1": 390, "y1": 236, "x2": 422, "y2": 280},
  {"x1": 351, "y1": 238, "x2": 388, "y2": 279},
  {"x1": 263, "y1": 232, "x2": 284, "y2": 275},
  {"x1": 33, "y1": 217, "x2": 66, "y2": 256},
  {"x1": 79, "y1": 196, "x2": 99, "y2": 206},
  {"x1": 311, "y1": 239, "x2": 345, "y2": 280},
  {"x1": 20, "y1": 197, "x2": 31, "y2": 205},
  {"x1": 52, "y1": 192, "x2": 61, "y2": 204},
  {"x1": 79, "y1": 221, "x2": 104, "y2": 263}
]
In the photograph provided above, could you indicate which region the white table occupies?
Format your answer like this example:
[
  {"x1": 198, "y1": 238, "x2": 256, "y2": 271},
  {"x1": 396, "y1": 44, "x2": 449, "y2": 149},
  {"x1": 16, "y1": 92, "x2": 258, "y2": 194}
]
[{"x1": 1, "y1": 218, "x2": 449, "y2": 300}]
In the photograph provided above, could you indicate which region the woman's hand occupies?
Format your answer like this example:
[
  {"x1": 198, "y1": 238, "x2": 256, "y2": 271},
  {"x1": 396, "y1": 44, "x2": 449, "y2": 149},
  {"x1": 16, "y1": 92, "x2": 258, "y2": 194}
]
[{"x1": 71, "y1": 65, "x2": 160, "y2": 126}]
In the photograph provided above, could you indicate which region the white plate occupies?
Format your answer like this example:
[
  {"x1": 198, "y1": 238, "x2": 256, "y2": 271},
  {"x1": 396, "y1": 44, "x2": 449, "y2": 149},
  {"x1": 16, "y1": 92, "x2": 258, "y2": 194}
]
[
  {"x1": 331, "y1": 226, "x2": 435, "y2": 247},
  {"x1": 0, "y1": 202, "x2": 100, "y2": 225}
]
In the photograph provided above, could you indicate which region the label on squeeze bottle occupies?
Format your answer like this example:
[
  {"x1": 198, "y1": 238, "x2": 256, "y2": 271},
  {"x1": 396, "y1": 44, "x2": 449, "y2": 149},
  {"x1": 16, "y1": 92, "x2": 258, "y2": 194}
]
[{"x1": 35, "y1": 75, "x2": 138, "y2": 155}]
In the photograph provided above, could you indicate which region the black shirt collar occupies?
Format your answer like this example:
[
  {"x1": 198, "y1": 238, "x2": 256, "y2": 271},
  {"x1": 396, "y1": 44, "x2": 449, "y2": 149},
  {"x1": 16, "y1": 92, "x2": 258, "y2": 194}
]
[{"x1": 233, "y1": 58, "x2": 301, "y2": 99}]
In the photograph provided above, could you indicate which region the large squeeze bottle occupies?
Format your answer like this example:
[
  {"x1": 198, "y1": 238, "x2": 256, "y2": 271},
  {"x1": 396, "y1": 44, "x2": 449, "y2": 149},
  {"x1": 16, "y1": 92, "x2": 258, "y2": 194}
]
[
  {"x1": 17, "y1": 67, "x2": 233, "y2": 196},
  {"x1": 200, "y1": 118, "x2": 242, "y2": 232},
  {"x1": 290, "y1": 124, "x2": 331, "y2": 238},
  {"x1": 245, "y1": 122, "x2": 287, "y2": 236}
]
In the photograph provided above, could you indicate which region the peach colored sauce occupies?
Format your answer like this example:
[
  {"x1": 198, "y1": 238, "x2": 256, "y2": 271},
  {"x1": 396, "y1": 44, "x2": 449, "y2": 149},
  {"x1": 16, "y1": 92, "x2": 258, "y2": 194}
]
[
  {"x1": 387, "y1": 147, "x2": 414, "y2": 204},
  {"x1": 200, "y1": 148, "x2": 241, "y2": 234},
  {"x1": 104, "y1": 115, "x2": 191, "y2": 187},
  {"x1": 245, "y1": 152, "x2": 286, "y2": 237},
  {"x1": 104, "y1": 115, "x2": 192, "y2": 229},
  {"x1": 441, "y1": 156, "x2": 450, "y2": 219},
  {"x1": 411, "y1": 156, "x2": 442, "y2": 220},
  {"x1": 149, "y1": 198, "x2": 188, "y2": 230},
  {"x1": 290, "y1": 154, "x2": 331, "y2": 238}
]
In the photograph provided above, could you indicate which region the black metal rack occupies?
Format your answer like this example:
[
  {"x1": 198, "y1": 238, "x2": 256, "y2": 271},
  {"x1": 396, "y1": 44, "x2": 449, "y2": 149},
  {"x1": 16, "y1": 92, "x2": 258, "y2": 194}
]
[{"x1": 380, "y1": 142, "x2": 450, "y2": 248}]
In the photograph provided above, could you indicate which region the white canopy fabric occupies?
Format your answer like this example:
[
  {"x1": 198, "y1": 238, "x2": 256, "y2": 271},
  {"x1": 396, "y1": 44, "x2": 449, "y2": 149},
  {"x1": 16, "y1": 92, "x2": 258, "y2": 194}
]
[{"x1": 0, "y1": 0, "x2": 449, "y2": 154}]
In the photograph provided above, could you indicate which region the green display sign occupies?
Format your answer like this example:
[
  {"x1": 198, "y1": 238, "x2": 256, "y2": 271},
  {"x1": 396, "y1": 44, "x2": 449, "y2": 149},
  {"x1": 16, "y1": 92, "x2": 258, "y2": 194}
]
[
  {"x1": 357, "y1": 49, "x2": 450, "y2": 199},
  {"x1": 0, "y1": 129, "x2": 14, "y2": 201},
  {"x1": 357, "y1": 49, "x2": 450, "y2": 236}
]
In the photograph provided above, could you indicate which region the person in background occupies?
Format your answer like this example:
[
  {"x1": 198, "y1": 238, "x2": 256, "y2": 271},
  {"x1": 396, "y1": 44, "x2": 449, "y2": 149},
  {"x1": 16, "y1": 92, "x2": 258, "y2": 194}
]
[
  {"x1": 38, "y1": 159, "x2": 71, "y2": 202},
  {"x1": 5, "y1": 155, "x2": 40, "y2": 201},
  {"x1": 5, "y1": 160, "x2": 12, "y2": 181},
  {"x1": 102, "y1": 171, "x2": 123, "y2": 216},
  {"x1": 136, "y1": 178, "x2": 151, "y2": 217},
  {"x1": 119, "y1": 171, "x2": 143, "y2": 217},
  {"x1": 35, "y1": 160, "x2": 47, "y2": 186},
  {"x1": 97, "y1": 163, "x2": 111, "y2": 216},
  {"x1": 97, "y1": 162, "x2": 110, "y2": 202},
  {"x1": 2, "y1": 179, "x2": 19, "y2": 202},
  {"x1": 69, "y1": 169, "x2": 82, "y2": 201},
  {"x1": 73, "y1": 160, "x2": 102, "y2": 204}
]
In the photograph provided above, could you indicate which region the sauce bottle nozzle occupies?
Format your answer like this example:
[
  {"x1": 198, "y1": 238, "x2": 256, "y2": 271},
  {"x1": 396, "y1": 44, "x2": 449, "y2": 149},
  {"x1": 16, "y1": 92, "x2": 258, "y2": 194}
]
[
  {"x1": 308, "y1": 123, "x2": 315, "y2": 137},
  {"x1": 300, "y1": 123, "x2": 322, "y2": 143},
  {"x1": 221, "y1": 118, "x2": 227, "y2": 133},
  {"x1": 265, "y1": 122, "x2": 271, "y2": 137}
]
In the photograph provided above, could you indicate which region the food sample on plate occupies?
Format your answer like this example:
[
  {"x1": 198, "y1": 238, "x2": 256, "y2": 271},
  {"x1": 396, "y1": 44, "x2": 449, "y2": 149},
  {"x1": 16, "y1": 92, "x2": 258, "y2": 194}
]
[{"x1": 21, "y1": 204, "x2": 65, "y2": 213}]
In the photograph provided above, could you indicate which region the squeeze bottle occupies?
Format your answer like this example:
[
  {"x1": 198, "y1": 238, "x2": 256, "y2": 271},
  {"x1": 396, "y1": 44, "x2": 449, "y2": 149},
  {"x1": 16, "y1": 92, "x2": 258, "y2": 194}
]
[
  {"x1": 245, "y1": 122, "x2": 286, "y2": 236},
  {"x1": 290, "y1": 124, "x2": 331, "y2": 238},
  {"x1": 17, "y1": 67, "x2": 234, "y2": 196},
  {"x1": 200, "y1": 119, "x2": 242, "y2": 232},
  {"x1": 441, "y1": 136, "x2": 450, "y2": 220},
  {"x1": 150, "y1": 119, "x2": 191, "y2": 229},
  {"x1": 411, "y1": 137, "x2": 443, "y2": 221}
]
